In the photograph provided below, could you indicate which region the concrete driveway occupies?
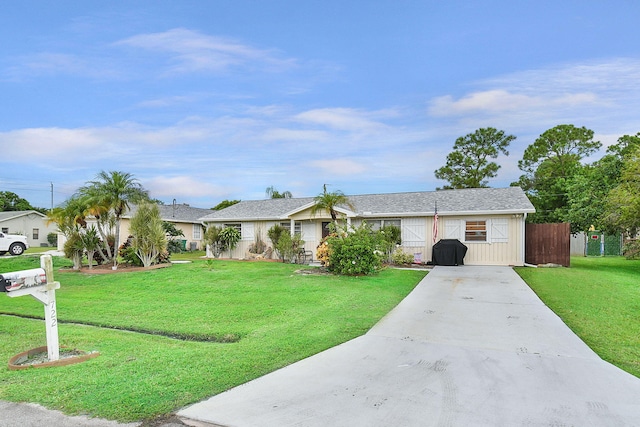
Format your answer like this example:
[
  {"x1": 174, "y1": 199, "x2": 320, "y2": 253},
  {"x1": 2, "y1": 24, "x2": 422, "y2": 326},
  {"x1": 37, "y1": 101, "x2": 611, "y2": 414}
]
[{"x1": 179, "y1": 266, "x2": 640, "y2": 427}]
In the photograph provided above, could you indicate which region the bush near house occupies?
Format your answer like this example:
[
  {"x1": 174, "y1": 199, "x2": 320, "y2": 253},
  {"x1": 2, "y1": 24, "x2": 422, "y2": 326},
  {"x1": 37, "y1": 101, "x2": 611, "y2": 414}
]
[{"x1": 324, "y1": 223, "x2": 383, "y2": 275}]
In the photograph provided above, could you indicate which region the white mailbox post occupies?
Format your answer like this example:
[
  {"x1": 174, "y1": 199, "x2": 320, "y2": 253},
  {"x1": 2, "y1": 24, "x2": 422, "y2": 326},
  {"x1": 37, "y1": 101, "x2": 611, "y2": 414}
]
[{"x1": 1, "y1": 255, "x2": 60, "y2": 361}]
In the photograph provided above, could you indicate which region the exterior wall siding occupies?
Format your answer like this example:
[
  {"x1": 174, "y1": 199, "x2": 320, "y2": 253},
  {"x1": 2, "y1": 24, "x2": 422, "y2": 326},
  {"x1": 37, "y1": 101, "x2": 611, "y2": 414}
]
[
  {"x1": 119, "y1": 218, "x2": 204, "y2": 251},
  {"x1": 207, "y1": 213, "x2": 527, "y2": 266},
  {"x1": 439, "y1": 215, "x2": 525, "y2": 266},
  {"x1": 0, "y1": 213, "x2": 58, "y2": 248}
]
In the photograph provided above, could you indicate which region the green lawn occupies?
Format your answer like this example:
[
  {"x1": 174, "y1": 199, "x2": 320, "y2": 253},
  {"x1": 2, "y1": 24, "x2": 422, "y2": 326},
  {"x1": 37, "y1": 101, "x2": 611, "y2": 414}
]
[
  {"x1": 0, "y1": 255, "x2": 426, "y2": 422},
  {"x1": 516, "y1": 256, "x2": 640, "y2": 379}
]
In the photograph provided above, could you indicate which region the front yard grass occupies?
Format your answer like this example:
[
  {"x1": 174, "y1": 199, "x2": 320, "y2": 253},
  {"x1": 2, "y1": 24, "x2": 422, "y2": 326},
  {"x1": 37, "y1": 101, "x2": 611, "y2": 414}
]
[
  {"x1": 0, "y1": 256, "x2": 426, "y2": 422},
  {"x1": 516, "y1": 256, "x2": 640, "y2": 379}
]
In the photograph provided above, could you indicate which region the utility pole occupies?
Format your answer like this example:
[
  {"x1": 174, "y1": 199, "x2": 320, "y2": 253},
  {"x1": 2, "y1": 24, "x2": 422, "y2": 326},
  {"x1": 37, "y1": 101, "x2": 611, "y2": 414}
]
[{"x1": 50, "y1": 182, "x2": 54, "y2": 210}]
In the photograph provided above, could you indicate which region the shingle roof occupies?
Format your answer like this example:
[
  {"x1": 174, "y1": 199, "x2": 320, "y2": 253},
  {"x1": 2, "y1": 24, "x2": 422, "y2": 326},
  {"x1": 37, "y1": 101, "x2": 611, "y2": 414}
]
[
  {"x1": 125, "y1": 204, "x2": 212, "y2": 223},
  {"x1": 0, "y1": 210, "x2": 46, "y2": 222},
  {"x1": 199, "y1": 187, "x2": 535, "y2": 221}
]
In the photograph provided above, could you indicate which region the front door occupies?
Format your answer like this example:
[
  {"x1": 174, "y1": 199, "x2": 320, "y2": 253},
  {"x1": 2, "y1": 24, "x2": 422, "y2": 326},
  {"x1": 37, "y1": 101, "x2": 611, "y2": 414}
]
[{"x1": 322, "y1": 222, "x2": 331, "y2": 239}]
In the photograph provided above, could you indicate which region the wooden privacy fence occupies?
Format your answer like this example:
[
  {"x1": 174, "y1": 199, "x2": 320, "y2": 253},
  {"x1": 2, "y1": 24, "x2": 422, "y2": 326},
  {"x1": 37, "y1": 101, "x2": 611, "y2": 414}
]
[{"x1": 525, "y1": 223, "x2": 571, "y2": 267}]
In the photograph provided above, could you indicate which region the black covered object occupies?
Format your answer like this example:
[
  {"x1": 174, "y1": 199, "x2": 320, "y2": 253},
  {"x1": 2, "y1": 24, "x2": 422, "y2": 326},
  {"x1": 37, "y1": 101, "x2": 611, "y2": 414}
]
[{"x1": 432, "y1": 239, "x2": 468, "y2": 266}]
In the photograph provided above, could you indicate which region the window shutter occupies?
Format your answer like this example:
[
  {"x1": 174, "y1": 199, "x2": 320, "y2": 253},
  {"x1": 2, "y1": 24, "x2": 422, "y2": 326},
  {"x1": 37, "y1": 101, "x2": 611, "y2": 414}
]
[
  {"x1": 301, "y1": 222, "x2": 316, "y2": 241},
  {"x1": 490, "y1": 218, "x2": 508, "y2": 243},
  {"x1": 444, "y1": 219, "x2": 462, "y2": 240},
  {"x1": 242, "y1": 223, "x2": 254, "y2": 241},
  {"x1": 401, "y1": 218, "x2": 426, "y2": 247}
]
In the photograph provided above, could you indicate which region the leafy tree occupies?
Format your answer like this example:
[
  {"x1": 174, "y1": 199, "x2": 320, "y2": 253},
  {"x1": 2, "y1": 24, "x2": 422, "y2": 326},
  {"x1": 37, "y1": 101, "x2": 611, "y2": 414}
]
[
  {"x1": 311, "y1": 184, "x2": 355, "y2": 221},
  {"x1": 129, "y1": 202, "x2": 167, "y2": 267},
  {"x1": 0, "y1": 191, "x2": 45, "y2": 213},
  {"x1": 515, "y1": 125, "x2": 601, "y2": 224},
  {"x1": 606, "y1": 132, "x2": 640, "y2": 158},
  {"x1": 265, "y1": 186, "x2": 292, "y2": 199},
  {"x1": 565, "y1": 155, "x2": 620, "y2": 232},
  {"x1": 518, "y1": 125, "x2": 601, "y2": 175},
  {"x1": 602, "y1": 145, "x2": 640, "y2": 236},
  {"x1": 79, "y1": 171, "x2": 148, "y2": 268},
  {"x1": 212, "y1": 199, "x2": 240, "y2": 210},
  {"x1": 435, "y1": 127, "x2": 515, "y2": 189}
]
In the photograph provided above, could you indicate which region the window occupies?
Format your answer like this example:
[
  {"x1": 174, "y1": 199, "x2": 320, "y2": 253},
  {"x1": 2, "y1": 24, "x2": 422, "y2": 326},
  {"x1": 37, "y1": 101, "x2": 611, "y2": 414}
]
[
  {"x1": 33, "y1": 228, "x2": 39, "y2": 240},
  {"x1": 1, "y1": 228, "x2": 8, "y2": 234},
  {"x1": 366, "y1": 219, "x2": 401, "y2": 232},
  {"x1": 192, "y1": 224, "x2": 202, "y2": 240},
  {"x1": 280, "y1": 221, "x2": 301, "y2": 235},
  {"x1": 465, "y1": 221, "x2": 487, "y2": 242},
  {"x1": 224, "y1": 223, "x2": 241, "y2": 233}
]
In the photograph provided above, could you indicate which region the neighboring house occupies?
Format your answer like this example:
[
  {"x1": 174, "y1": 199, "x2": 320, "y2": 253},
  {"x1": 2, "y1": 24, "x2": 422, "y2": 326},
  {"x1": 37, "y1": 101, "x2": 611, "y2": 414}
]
[
  {"x1": 199, "y1": 187, "x2": 536, "y2": 266},
  {"x1": 0, "y1": 210, "x2": 58, "y2": 248},
  {"x1": 120, "y1": 204, "x2": 212, "y2": 251}
]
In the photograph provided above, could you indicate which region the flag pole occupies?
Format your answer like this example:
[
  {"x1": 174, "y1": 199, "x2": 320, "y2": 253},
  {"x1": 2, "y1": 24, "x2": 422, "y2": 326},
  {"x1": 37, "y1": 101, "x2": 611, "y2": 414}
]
[{"x1": 433, "y1": 201, "x2": 438, "y2": 243}]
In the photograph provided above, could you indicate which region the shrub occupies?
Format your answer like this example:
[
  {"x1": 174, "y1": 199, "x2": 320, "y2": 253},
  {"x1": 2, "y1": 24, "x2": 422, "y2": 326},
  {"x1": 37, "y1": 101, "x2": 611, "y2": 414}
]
[
  {"x1": 276, "y1": 232, "x2": 305, "y2": 263},
  {"x1": 316, "y1": 236, "x2": 332, "y2": 266},
  {"x1": 130, "y1": 202, "x2": 167, "y2": 267},
  {"x1": 379, "y1": 225, "x2": 401, "y2": 262},
  {"x1": 167, "y1": 239, "x2": 184, "y2": 254},
  {"x1": 623, "y1": 239, "x2": 640, "y2": 259},
  {"x1": 248, "y1": 226, "x2": 267, "y2": 254},
  {"x1": 47, "y1": 232, "x2": 58, "y2": 246},
  {"x1": 92, "y1": 235, "x2": 115, "y2": 265},
  {"x1": 204, "y1": 226, "x2": 223, "y2": 257},
  {"x1": 63, "y1": 232, "x2": 84, "y2": 270},
  {"x1": 267, "y1": 224, "x2": 286, "y2": 260},
  {"x1": 391, "y1": 249, "x2": 414, "y2": 265},
  {"x1": 219, "y1": 227, "x2": 241, "y2": 256},
  {"x1": 119, "y1": 236, "x2": 144, "y2": 267},
  {"x1": 326, "y1": 223, "x2": 382, "y2": 275}
]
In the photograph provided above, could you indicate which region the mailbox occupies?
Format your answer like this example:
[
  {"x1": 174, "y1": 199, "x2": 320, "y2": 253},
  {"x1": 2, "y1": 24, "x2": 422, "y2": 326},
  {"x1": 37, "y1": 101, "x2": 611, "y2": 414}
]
[{"x1": 0, "y1": 268, "x2": 48, "y2": 292}]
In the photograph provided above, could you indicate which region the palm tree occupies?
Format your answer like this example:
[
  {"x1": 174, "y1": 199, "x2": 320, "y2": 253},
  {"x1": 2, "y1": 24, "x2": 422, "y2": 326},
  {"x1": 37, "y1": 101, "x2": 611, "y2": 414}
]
[
  {"x1": 265, "y1": 186, "x2": 293, "y2": 199},
  {"x1": 47, "y1": 195, "x2": 89, "y2": 237},
  {"x1": 311, "y1": 184, "x2": 355, "y2": 221},
  {"x1": 80, "y1": 171, "x2": 148, "y2": 269}
]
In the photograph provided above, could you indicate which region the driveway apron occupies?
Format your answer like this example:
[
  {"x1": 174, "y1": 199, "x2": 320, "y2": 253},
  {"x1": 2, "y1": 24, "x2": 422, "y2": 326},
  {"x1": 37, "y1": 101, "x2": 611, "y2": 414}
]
[{"x1": 179, "y1": 266, "x2": 640, "y2": 427}]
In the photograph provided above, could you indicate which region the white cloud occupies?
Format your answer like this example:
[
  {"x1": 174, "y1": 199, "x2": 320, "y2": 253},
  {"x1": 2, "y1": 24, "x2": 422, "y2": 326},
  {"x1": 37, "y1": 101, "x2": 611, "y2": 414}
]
[
  {"x1": 427, "y1": 57, "x2": 640, "y2": 135},
  {"x1": 144, "y1": 175, "x2": 230, "y2": 199},
  {"x1": 3, "y1": 52, "x2": 122, "y2": 81},
  {"x1": 262, "y1": 128, "x2": 329, "y2": 142},
  {"x1": 115, "y1": 28, "x2": 296, "y2": 74},
  {"x1": 429, "y1": 89, "x2": 598, "y2": 116},
  {"x1": 295, "y1": 108, "x2": 391, "y2": 132},
  {"x1": 1, "y1": 127, "x2": 103, "y2": 161}
]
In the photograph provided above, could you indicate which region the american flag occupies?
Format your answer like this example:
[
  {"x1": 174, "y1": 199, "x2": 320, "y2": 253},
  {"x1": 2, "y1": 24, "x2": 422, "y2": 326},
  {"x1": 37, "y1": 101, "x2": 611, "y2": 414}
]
[{"x1": 433, "y1": 203, "x2": 438, "y2": 243}]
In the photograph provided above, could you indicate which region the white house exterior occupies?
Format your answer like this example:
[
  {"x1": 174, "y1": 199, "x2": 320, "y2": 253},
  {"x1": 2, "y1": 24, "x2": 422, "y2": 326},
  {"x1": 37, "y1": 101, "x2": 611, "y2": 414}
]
[
  {"x1": 199, "y1": 187, "x2": 536, "y2": 266},
  {"x1": 119, "y1": 204, "x2": 211, "y2": 250},
  {"x1": 57, "y1": 204, "x2": 212, "y2": 252},
  {"x1": 0, "y1": 210, "x2": 58, "y2": 248}
]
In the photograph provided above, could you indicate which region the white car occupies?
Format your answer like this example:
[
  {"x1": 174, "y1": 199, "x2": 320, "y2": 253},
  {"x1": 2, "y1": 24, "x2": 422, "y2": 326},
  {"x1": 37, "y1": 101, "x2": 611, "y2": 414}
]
[{"x1": 0, "y1": 232, "x2": 29, "y2": 256}]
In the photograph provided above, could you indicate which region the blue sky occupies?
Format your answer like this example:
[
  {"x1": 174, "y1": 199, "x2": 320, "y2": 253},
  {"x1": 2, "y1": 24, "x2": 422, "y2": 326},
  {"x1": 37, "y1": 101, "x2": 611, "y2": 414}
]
[{"x1": 2, "y1": 1, "x2": 639, "y2": 209}]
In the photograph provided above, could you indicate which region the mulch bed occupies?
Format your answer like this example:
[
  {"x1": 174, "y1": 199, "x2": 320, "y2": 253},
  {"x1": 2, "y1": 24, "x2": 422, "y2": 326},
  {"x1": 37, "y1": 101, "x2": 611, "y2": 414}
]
[{"x1": 62, "y1": 263, "x2": 172, "y2": 274}]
